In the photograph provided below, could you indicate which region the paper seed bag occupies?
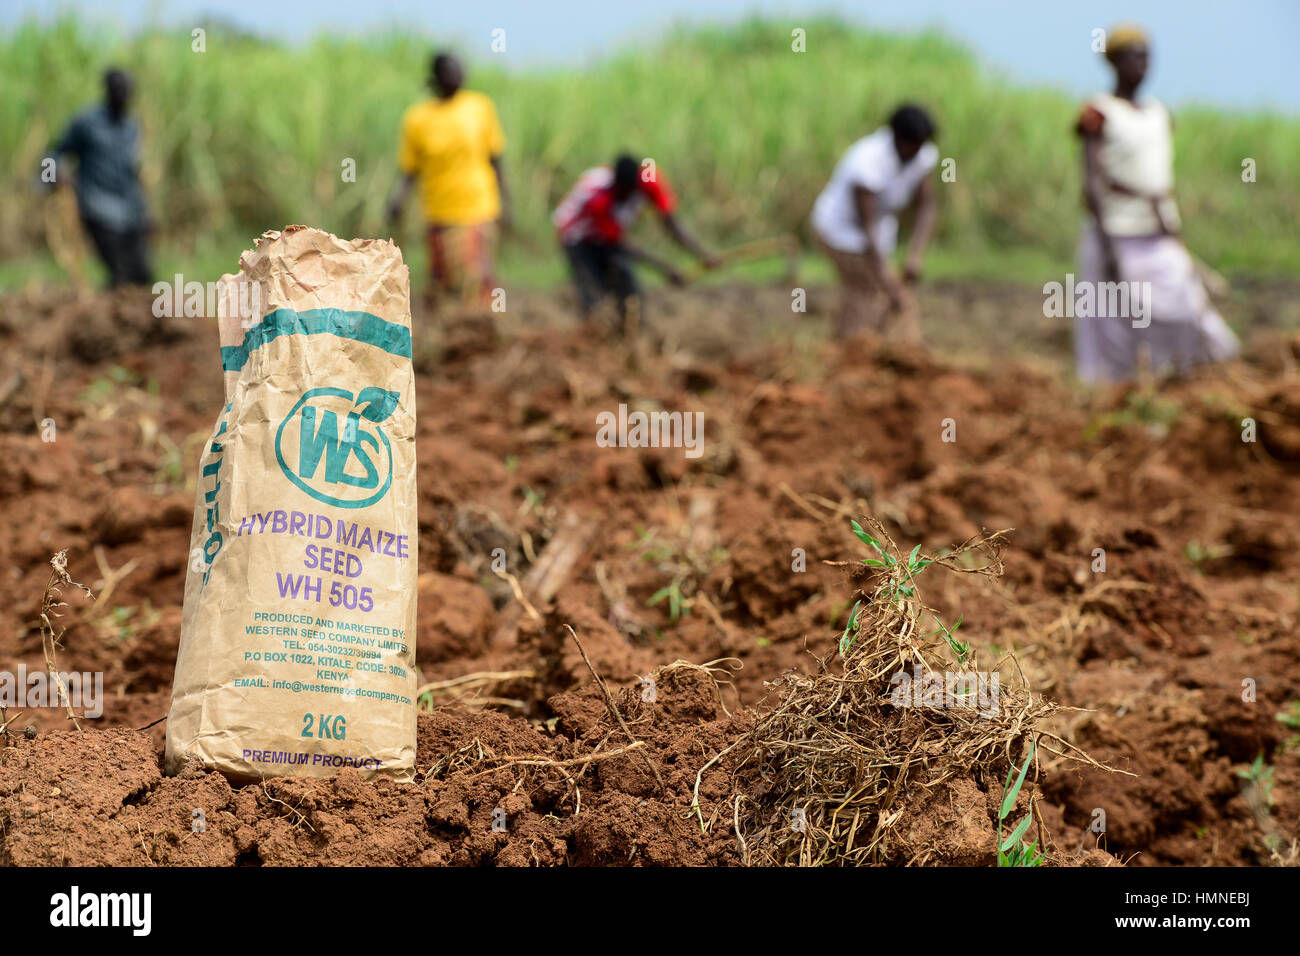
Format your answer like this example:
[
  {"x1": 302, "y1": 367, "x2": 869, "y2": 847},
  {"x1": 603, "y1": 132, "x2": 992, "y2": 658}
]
[{"x1": 166, "y1": 226, "x2": 417, "y2": 782}]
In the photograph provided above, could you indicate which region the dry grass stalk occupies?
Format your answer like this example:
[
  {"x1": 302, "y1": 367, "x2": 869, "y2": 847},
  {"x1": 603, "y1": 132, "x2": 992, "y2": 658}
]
[
  {"x1": 416, "y1": 670, "x2": 537, "y2": 711},
  {"x1": 728, "y1": 519, "x2": 1064, "y2": 866},
  {"x1": 39, "y1": 550, "x2": 95, "y2": 730},
  {"x1": 0, "y1": 707, "x2": 21, "y2": 747},
  {"x1": 564, "y1": 623, "x2": 666, "y2": 792}
]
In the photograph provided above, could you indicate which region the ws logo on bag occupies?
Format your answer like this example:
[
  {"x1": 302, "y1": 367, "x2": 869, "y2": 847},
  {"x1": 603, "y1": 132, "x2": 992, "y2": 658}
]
[{"x1": 275, "y1": 386, "x2": 399, "y2": 508}]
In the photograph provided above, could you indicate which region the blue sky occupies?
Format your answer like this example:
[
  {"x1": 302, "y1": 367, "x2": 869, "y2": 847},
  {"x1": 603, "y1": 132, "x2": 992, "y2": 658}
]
[{"x1": 10, "y1": 0, "x2": 1299, "y2": 112}]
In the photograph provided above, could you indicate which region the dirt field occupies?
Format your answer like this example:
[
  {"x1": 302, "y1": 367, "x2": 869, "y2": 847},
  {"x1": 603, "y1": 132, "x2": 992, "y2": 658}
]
[{"x1": 1, "y1": 279, "x2": 1298, "y2": 866}]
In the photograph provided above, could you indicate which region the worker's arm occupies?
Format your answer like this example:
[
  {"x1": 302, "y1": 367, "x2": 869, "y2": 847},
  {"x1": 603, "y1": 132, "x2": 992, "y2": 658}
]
[
  {"x1": 621, "y1": 237, "x2": 685, "y2": 286},
  {"x1": 1081, "y1": 134, "x2": 1120, "y2": 280},
  {"x1": 903, "y1": 174, "x2": 937, "y2": 283},
  {"x1": 852, "y1": 184, "x2": 906, "y2": 308},
  {"x1": 489, "y1": 155, "x2": 512, "y2": 230},
  {"x1": 41, "y1": 118, "x2": 83, "y2": 192},
  {"x1": 660, "y1": 213, "x2": 720, "y2": 268},
  {"x1": 385, "y1": 172, "x2": 417, "y2": 225}
]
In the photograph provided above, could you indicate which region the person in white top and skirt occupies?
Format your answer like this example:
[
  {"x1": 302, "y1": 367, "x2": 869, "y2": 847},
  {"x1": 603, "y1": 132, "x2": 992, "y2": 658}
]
[{"x1": 1074, "y1": 23, "x2": 1239, "y2": 384}]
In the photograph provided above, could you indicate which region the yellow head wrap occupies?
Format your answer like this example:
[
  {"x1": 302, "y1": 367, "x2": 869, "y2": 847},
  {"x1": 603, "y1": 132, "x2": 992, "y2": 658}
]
[{"x1": 1105, "y1": 23, "x2": 1149, "y2": 61}]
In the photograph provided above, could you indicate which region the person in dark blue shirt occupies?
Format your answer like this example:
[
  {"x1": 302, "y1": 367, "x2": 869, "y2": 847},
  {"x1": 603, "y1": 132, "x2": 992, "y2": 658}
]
[{"x1": 45, "y1": 68, "x2": 154, "y2": 287}]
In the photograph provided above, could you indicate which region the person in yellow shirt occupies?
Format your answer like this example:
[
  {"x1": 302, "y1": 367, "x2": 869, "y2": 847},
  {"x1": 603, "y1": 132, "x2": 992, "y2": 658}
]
[{"x1": 387, "y1": 52, "x2": 510, "y2": 310}]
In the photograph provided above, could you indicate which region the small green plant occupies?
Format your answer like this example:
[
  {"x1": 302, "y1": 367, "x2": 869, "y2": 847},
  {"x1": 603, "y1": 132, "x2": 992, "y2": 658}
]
[
  {"x1": 1236, "y1": 753, "x2": 1275, "y2": 808},
  {"x1": 1275, "y1": 701, "x2": 1300, "y2": 727},
  {"x1": 520, "y1": 486, "x2": 546, "y2": 514},
  {"x1": 79, "y1": 364, "x2": 140, "y2": 404},
  {"x1": 107, "y1": 606, "x2": 135, "y2": 645},
  {"x1": 1184, "y1": 539, "x2": 1228, "y2": 570},
  {"x1": 997, "y1": 740, "x2": 1044, "y2": 867},
  {"x1": 851, "y1": 520, "x2": 931, "y2": 599},
  {"x1": 1278, "y1": 701, "x2": 1300, "y2": 751},
  {"x1": 1083, "y1": 390, "x2": 1182, "y2": 441},
  {"x1": 94, "y1": 600, "x2": 160, "y2": 648},
  {"x1": 847, "y1": 521, "x2": 964, "y2": 661},
  {"x1": 631, "y1": 525, "x2": 728, "y2": 568},
  {"x1": 838, "y1": 599, "x2": 863, "y2": 657},
  {"x1": 151, "y1": 432, "x2": 191, "y2": 492},
  {"x1": 632, "y1": 524, "x2": 727, "y2": 629},
  {"x1": 928, "y1": 613, "x2": 969, "y2": 666},
  {"x1": 647, "y1": 576, "x2": 689, "y2": 623}
]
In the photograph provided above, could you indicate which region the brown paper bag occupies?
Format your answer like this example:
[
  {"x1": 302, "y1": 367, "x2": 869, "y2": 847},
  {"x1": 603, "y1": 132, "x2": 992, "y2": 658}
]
[{"x1": 166, "y1": 226, "x2": 417, "y2": 782}]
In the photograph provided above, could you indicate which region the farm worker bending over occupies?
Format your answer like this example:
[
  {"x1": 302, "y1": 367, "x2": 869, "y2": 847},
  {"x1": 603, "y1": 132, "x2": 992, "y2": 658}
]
[
  {"x1": 388, "y1": 51, "x2": 511, "y2": 311},
  {"x1": 553, "y1": 153, "x2": 719, "y2": 333},
  {"x1": 43, "y1": 68, "x2": 154, "y2": 288},
  {"x1": 811, "y1": 105, "x2": 939, "y2": 342},
  {"x1": 1073, "y1": 24, "x2": 1238, "y2": 383}
]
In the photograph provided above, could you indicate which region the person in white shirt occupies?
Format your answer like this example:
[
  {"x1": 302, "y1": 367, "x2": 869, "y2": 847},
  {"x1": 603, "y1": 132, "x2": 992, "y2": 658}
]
[
  {"x1": 1074, "y1": 24, "x2": 1238, "y2": 383},
  {"x1": 811, "y1": 105, "x2": 939, "y2": 341}
]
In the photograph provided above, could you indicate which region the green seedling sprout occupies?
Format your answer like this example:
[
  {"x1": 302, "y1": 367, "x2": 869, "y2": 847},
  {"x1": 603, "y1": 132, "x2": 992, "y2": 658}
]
[
  {"x1": 997, "y1": 739, "x2": 1044, "y2": 867},
  {"x1": 851, "y1": 520, "x2": 932, "y2": 601},
  {"x1": 1277, "y1": 702, "x2": 1300, "y2": 750},
  {"x1": 1235, "y1": 753, "x2": 1275, "y2": 808},
  {"x1": 928, "y1": 613, "x2": 969, "y2": 666},
  {"x1": 844, "y1": 520, "x2": 941, "y2": 656},
  {"x1": 838, "y1": 599, "x2": 863, "y2": 657},
  {"x1": 648, "y1": 576, "x2": 689, "y2": 622}
]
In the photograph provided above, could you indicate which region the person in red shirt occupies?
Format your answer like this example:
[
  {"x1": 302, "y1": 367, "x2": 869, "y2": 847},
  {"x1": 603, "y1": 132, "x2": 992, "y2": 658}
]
[{"x1": 553, "y1": 153, "x2": 718, "y2": 332}]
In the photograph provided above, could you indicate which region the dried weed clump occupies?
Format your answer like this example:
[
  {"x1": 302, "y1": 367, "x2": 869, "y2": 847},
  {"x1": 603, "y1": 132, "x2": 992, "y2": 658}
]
[{"x1": 729, "y1": 519, "x2": 1086, "y2": 866}]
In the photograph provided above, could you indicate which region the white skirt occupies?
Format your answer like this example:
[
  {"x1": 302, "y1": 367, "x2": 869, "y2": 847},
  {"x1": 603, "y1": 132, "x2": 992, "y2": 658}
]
[{"x1": 1074, "y1": 226, "x2": 1239, "y2": 384}]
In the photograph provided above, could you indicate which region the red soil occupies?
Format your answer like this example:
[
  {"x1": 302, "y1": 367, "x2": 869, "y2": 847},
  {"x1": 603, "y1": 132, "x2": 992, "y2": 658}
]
[{"x1": 0, "y1": 282, "x2": 1297, "y2": 866}]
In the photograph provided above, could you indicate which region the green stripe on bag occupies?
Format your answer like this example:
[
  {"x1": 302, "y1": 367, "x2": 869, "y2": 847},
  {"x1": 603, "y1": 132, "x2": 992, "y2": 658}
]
[{"x1": 222, "y1": 308, "x2": 412, "y2": 371}]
